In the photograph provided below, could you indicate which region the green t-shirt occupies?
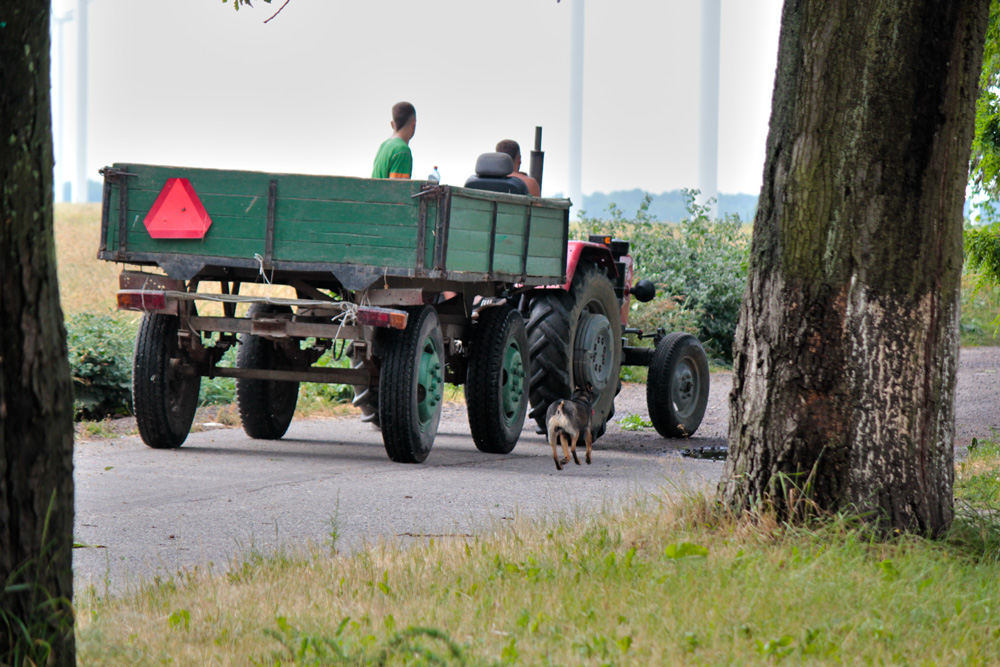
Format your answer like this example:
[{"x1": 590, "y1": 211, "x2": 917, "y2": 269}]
[{"x1": 371, "y1": 137, "x2": 412, "y2": 179}]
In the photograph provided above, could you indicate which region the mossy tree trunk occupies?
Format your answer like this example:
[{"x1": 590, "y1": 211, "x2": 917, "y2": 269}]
[
  {"x1": 1, "y1": 2, "x2": 76, "y2": 663},
  {"x1": 720, "y1": 0, "x2": 990, "y2": 535}
]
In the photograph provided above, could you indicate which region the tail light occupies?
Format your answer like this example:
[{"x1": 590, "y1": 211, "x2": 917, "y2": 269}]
[
  {"x1": 357, "y1": 306, "x2": 408, "y2": 330},
  {"x1": 117, "y1": 290, "x2": 168, "y2": 312}
]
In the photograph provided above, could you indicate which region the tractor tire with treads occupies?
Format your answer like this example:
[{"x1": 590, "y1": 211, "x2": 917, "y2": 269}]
[{"x1": 526, "y1": 265, "x2": 622, "y2": 439}]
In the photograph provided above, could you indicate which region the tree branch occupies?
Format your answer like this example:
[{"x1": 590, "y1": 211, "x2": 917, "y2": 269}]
[{"x1": 263, "y1": 0, "x2": 291, "y2": 23}]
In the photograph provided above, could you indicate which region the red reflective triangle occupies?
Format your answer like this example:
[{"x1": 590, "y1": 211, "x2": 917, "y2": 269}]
[{"x1": 143, "y1": 178, "x2": 213, "y2": 239}]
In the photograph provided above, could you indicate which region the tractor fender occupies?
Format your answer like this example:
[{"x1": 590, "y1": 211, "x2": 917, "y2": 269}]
[{"x1": 563, "y1": 241, "x2": 617, "y2": 289}]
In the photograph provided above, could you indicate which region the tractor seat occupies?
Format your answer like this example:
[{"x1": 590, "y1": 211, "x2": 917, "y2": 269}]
[{"x1": 463, "y1": 153, "x2": 530, "y2": 196}]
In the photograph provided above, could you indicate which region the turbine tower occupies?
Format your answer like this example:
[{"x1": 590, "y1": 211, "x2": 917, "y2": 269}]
[
  {"x1": 74, "y1": 0, "x2": 89, "y2": 203},
  {"x1": 699, "y1": 0, "x2": 721, "y2": 219},
  {"x1": 568, "y1": 0, "x2": 584, "y2": 218},
  {"x1": 52, "y1": 10, "x2": 74, "y2": 202}
]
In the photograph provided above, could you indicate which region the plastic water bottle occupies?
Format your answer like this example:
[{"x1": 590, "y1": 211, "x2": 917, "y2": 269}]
[{"x1": 428, "y1": 166, "x2": 440, "y2": 183}]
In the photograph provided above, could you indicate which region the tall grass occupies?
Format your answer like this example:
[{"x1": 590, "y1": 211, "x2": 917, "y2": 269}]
[{"x1": 55, "y1": 204, "x2": 125, "y2": 316}]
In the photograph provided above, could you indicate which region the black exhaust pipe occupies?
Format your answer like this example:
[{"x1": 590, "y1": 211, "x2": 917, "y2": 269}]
[{"x1": 529, "y1": 126, "x2": 544, "y2": 195}]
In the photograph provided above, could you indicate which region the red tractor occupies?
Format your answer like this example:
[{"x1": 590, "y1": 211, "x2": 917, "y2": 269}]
[{"x1": 523, "y1": 233, "x2": 710, "y2": 441}]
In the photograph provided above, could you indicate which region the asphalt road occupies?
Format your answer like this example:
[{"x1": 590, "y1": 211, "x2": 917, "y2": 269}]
[
  {"x1": 73, "y1": 346, "x2": 999, "y2": 594},
  {"x1": 73, "y1": 380, "x2": 729, "y2": 594}
]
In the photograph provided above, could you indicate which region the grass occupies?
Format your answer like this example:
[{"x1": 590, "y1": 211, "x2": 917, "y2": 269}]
[
  {"x1": 77, "y1": 441, "x2": 1000, "y2": 666},
  {"x1": 956, "y1": 431, "x2": 1000, "y2": 505}
]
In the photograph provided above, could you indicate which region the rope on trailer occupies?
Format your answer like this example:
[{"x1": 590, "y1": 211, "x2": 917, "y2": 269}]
[{"x1": 253, "y1": 253, "x2": 274, "y2": 285}]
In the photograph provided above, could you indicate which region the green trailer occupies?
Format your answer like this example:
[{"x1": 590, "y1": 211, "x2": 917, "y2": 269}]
[
  {"x1": 98, "y1": 160, "x2": 710, "y2": 465},
  {"x1": 99, "y1": 163, "x2": 572, "y2": 462}
]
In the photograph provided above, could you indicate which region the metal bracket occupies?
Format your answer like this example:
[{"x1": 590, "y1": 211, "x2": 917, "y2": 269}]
[{"x1": 98, "y1": 167, "x2": 138, "y2": 261}]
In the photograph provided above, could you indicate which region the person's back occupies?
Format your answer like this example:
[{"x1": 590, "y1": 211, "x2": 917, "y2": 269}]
[
  {"x1": 495, "y1": 139, "x2": 540, "y2": 196},
  {"x1": 372, "y1": 102, "x2": 417, "y2": 179}
]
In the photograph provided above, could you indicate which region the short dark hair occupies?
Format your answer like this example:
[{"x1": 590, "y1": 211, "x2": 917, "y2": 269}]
[
  {"x1": 392, "y1": 101, "x2": 416, "y2": 130},
  {"x1": 495, "y1": 139, "x2": 520, "y2": 161}
]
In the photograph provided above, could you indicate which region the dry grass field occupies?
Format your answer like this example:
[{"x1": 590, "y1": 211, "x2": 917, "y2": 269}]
[{"x1": 54, "y1": 204, "x2": 125, "y2": 316}]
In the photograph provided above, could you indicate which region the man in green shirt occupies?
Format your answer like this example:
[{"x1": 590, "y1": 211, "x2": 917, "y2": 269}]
[{"x1": 372, "y1": 102, "x2": 416, "y2": 179}]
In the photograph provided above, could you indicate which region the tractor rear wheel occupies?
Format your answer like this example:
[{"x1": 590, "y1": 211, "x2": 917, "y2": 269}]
[{"x1": 526, "y1": 264, "x2": 622, "y2": 438}]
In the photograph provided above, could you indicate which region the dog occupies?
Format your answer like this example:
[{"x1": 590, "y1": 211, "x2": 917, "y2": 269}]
[{"x1": 545, "y1": 385, "x2": 595, "y2": 471}]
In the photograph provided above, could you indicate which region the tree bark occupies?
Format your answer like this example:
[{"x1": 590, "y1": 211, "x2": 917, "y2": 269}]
[
  {"x1": 720, "y1": 0, "x2": 990, "y2": 536},
  {"x1": 1, "y1": 2, "x2": 76, "y2": 664}
]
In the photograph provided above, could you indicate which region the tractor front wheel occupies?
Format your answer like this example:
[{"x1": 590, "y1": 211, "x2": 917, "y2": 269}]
[{"x1": 646, "y1": 332, "x2": 710, "y2": 438}]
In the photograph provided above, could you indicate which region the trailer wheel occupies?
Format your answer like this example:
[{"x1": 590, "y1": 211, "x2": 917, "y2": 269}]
[
  {"x1": 133, "y1": 313, "x2": 200, "y2": 449},
  {"x1": 465, "y1": 306, "x2": 529, "y2": 454},
  {"x1": 526, "y1": 264, "x2": 622, "y2": 439},
  {"x1": 379, "y1": 305, "x2": 444, "y2": 463},
  {"x1": 646, "y1": 332, "x2": 710, "y2": 438},
  {"x1": 236, "y1": 304, "x2": 299, "y2": 440}
]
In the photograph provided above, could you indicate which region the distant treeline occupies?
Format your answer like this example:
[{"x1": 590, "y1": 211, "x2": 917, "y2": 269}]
[{"x1": 563, "y1": 188, "x2": 759, "y2": 222}]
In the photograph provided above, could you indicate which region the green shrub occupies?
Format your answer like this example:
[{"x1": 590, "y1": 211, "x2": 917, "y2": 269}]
[
  {"x1": 576, "y1": 190, "x2": 749, "y2": 362},
  {"x1": 66, "y1": 313, "x2": 136, "y2": 419},
  {"x1": 298, "y1": 347, "x2": 353, "y2": 405},
  {"x1": 200, "y1": 345, "x2": 237, "y2": 407},
  {"x1": 965, "y1": 222, "x2": 1000, "y2": 337}
]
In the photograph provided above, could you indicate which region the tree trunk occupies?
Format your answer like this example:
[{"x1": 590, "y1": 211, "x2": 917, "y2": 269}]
[
  {"x1": 720, "y1": 0, "x2": 989, "y2": 536},
  {"x1": 1, "y1": 2, "x2": 77, "y2": 664}
]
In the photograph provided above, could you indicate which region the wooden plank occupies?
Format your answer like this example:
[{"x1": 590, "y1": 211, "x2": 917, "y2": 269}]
[
  {"x1": 276, "y1": 198, "x2": 419, "y2": 227},
  {"x1": 447, "y1": 210, "x2": 493, "y2": 234},
  {"x1": 123, "y1": 189, "x2": 420, "y2": 229},
  {"x1": 495, "y1": 210, "x2": 527, "y2": 236},
  {"x1": 448, "y1": 196, "x2": 495, "y2": 215},
  {"x1": 525, "y1": 256, "x2": 564, "y2": 277},
  {"x1": 524, "y1": 235, "x2": 566, "y2": 258},
  {"x1": 451, "y1": 185, "x2": 571, "y2": 209},
  {"x1": 116, "y1": 163, "x2": 427, "y2": 203},
  {"x1": 524, "y1": 209, "x2": 568, "y2": 239},
  {"x1": 106, "y1": 188, "x2": 120, "y2": 250},
  {"x1": 275, "y1": 227, "x2": 421, "y2": 249},
  {"x1": 445, "y1": 249, "x2": 489, "y2": 273},
  {"x1": 125, "y1": 236, "x2": 265, "y2": 257},
  {"x1": 492, "y1": 253, "x2": 522, "y2": 275},
  {"x1": 123, "y1": 211, "x2": 267, "y2": 240},
  {"x1": 273, "y1": 239, "x2": 416, "y2": 267}
]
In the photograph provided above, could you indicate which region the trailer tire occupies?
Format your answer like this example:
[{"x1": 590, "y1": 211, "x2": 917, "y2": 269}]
[
  {"x1": 466, "y1": 306, "x2": 529, "y2": 454},
  {"x1": 236, "y1": 304, "x2": 299, "y2": 440},
  {"x1": 133, "y1": 313, "x2": 200, "y2": 449},
  {"x1": 379, "y1": 305, "x2": 444, "y2": 463},
  {"x1": 526, "y1": 264, "x2": 622, "y2": 439},
  {"x1": 646, "y1": 332, "x2": 709, "y2": 438}
]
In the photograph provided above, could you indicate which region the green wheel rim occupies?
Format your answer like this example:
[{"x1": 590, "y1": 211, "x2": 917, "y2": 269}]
[
  {"x1": 500, "y1": 340, "x2": 525, "y2": 426},
  {"x1": 417, "y1": 334, "x2": 444, "y2": 430}
]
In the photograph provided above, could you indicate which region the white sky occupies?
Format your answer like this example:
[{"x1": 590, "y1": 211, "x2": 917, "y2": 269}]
[{"x1": 50, "y1": 0, "x2": 782, "y2": 198}]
